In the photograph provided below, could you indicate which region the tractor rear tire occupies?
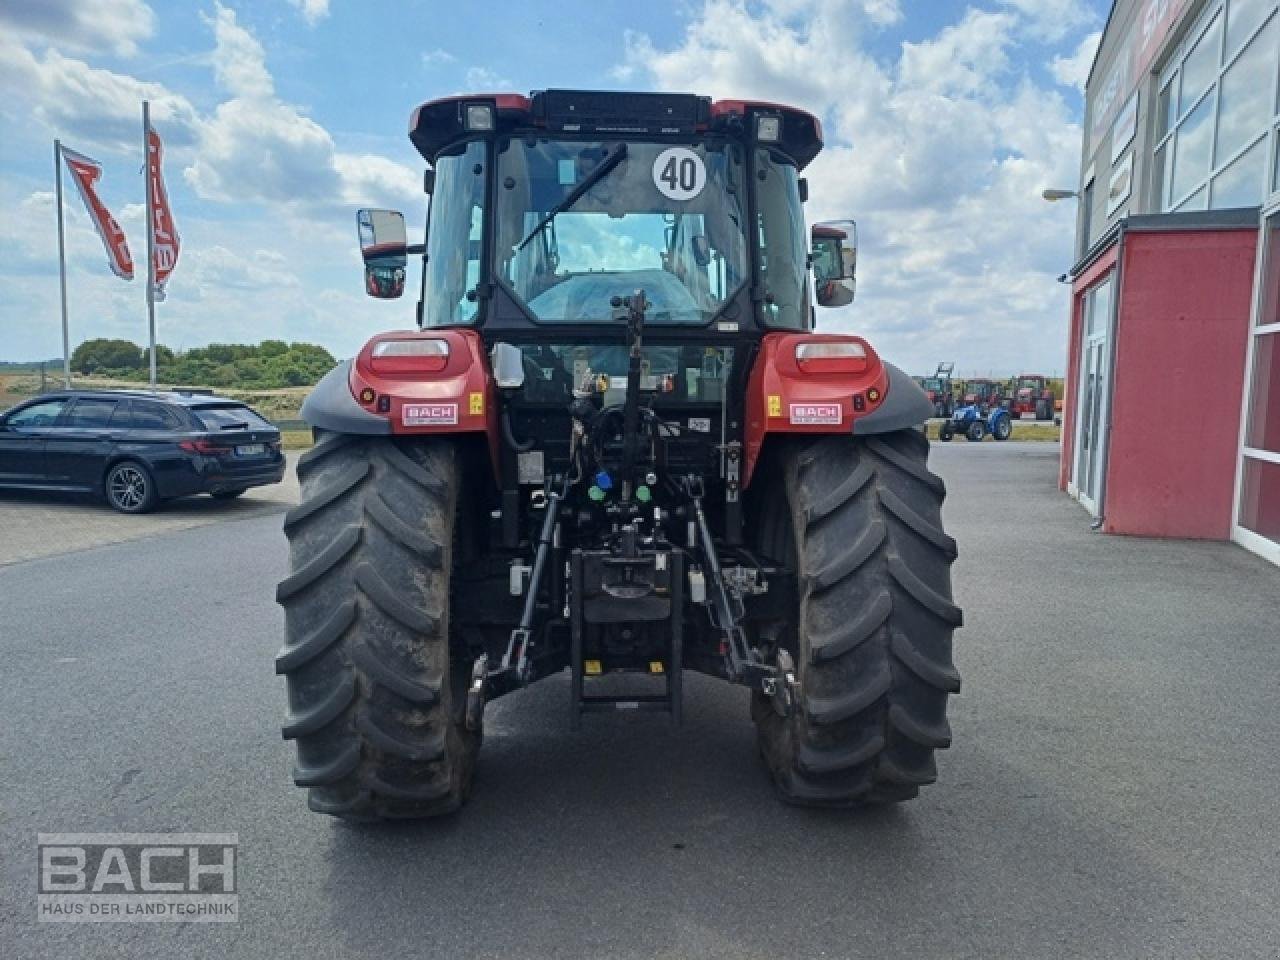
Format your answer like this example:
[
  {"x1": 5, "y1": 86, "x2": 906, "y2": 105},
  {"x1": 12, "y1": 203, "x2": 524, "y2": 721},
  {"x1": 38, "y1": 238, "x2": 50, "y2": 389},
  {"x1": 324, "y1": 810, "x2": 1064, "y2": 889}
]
[
  {"x1": 752, "y1": 430, "x2": 961, "y2": 807},
  {"x1": 1035, "y1": 400, "x2": 1051, "y2": 421},
  {"x1": 275, "y1": 430, "x2": 479, "y2": 820}
]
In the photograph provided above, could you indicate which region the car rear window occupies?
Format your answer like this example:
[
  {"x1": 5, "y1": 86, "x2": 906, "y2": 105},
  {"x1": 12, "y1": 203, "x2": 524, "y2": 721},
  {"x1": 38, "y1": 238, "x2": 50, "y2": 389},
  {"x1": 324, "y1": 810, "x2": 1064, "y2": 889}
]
[{"x1": 192, "y1": 404, "x2": 273, "y2": 431}]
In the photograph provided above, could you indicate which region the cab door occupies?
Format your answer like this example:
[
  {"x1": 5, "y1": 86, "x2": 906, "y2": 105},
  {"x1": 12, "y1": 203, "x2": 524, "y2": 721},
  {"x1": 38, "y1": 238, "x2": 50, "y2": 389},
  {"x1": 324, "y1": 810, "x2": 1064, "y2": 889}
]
[{"x1": 0, "y1": 397, "x2": 70, "y2": 485}]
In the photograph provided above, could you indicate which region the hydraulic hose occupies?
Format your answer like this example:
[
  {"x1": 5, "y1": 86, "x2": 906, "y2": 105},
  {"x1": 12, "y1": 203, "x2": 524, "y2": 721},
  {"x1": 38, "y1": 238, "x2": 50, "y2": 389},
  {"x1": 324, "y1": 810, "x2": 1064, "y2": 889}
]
[{"x1": 501, "y1": 406, "x2": 535, "y2": 452}]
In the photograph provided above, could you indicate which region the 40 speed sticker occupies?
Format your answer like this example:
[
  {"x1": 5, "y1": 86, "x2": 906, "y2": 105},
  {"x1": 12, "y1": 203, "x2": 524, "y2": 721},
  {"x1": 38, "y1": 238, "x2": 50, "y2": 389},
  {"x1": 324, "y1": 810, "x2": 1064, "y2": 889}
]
[{"x1": 652, "y1": 147, "x2": 706, "y2": 201}]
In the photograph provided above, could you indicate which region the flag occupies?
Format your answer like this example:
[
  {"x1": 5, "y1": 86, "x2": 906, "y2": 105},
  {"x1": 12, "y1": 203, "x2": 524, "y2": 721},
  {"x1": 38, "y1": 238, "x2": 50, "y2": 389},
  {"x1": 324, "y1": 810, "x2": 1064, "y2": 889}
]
[
  {"x1": 146, "y1": 128, "x2": 180, "y2": 301},
  {"x1": 61, "y1": 146, "x2": 134, "y2": 281}
]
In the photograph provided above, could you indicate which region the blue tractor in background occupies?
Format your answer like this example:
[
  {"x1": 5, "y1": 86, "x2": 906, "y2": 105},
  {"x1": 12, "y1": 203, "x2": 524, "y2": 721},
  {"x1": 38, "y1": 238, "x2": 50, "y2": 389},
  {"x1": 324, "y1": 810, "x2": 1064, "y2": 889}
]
[{"x1": 938, "y1": 401, "x2": 1012, "y2": 442}]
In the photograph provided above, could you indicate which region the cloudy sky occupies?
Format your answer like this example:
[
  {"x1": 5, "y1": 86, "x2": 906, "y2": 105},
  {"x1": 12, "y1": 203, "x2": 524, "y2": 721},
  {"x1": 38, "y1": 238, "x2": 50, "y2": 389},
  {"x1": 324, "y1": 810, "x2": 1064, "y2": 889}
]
[{"x1": 0, "y1": 0, "x2": 1106, "y2": 376}]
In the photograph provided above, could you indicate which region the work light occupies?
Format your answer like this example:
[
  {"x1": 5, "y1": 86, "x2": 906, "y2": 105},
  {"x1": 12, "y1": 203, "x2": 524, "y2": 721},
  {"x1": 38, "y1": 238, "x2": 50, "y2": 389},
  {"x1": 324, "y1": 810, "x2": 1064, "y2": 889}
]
[
  {"x1": 465, "y1": 103, "x2": 495, "y2": 131},
  {"x1": 756, "y1": 114, "x2": 781, "y2": 142}
]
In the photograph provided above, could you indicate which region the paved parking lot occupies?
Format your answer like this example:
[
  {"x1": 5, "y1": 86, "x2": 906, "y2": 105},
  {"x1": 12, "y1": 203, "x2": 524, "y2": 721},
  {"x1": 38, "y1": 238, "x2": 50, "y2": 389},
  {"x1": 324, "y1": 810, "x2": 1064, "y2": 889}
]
[
  {"x1": 2, "y1": 442, "x2": 1278, "y2": 959},
  {"x1": 0, "y1": 455, "x2": 299, "y2": 566}
]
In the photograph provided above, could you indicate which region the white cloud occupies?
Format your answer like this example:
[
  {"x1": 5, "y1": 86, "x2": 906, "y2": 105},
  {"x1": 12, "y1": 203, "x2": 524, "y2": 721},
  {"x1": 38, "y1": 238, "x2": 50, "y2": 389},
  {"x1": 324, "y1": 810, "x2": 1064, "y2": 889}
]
[
  {"x1": 0, "y1": 34, "x2": 200, "y2": 154},
  {"x1": 204, "y1": 2, "x2": 274, "y2": 100},
  {"x1": 287, "y1": 0, "x2": 331, "y2": 26},
  {"x1": 422, "y1": 48, "x2": 456, "y2": 66},
  {"x1": 898, "y1": 10, "x2": 1017, "y2": 97},
  {"x1": 1000, "y1": 0, "x2": 1097, "y2": 42},
  {"x1": 860, "y1": 0, "x2": 902, "y2": 26},
  {"x1": 464, "y1": 66, "x2": 510, "y2": 89},
  {"x1": 185, "y1": 4, "x2": 420, "y2": 216},
  {"x1": 1051, "y1": 29, "x2": 1101, "y2": 92},
  {"x1": 0, "y1": 0, "x2": 155, "y2": 58}
]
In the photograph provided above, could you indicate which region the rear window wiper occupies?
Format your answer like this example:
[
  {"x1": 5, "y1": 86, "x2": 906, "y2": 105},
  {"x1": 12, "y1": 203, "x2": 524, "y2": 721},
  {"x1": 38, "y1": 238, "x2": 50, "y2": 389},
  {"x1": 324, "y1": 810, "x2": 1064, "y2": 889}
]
[{"x1": 517, "y1": 144, "x2": 629, "y2": 252}]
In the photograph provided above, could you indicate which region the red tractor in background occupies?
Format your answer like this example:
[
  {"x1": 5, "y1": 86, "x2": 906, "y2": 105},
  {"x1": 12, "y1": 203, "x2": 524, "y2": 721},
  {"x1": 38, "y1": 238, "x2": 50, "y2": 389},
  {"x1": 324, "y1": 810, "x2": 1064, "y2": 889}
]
[
  {"x1": 961, "y1": 378, "x2": 1006, "y2": 411},
  {"x1": 274, "y1": 89, "x2": 961, "y2": 820},
  {"x1": 1008, "y1": 374, "x2": 1055, "y2": 420}
]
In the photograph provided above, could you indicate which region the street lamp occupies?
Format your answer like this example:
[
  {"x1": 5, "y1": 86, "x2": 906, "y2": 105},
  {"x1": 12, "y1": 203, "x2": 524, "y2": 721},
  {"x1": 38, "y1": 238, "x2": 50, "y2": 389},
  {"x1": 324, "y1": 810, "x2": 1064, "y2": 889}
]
[{"x1": 1042, "y1": 188, "x2": 1079, "y2": 202}]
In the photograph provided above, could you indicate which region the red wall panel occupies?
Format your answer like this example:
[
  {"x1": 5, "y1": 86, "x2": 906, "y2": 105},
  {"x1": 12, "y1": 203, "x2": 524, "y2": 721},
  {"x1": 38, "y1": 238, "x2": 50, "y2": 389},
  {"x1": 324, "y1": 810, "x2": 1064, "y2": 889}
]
[{"x1": 1102, "y1": 228, "x2": 1257, "y2": 539}]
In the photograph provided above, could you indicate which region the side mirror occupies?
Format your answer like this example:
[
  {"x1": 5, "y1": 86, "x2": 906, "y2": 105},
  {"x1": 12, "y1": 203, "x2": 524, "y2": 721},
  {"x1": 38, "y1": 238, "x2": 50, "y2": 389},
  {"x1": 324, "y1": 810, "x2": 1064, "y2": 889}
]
[
  {"x1": 811, "y1": 219, "x2": 857, "y2": 308},
  {"x1": 357, "y1": 208, "x2": 408, "y2": 300}
]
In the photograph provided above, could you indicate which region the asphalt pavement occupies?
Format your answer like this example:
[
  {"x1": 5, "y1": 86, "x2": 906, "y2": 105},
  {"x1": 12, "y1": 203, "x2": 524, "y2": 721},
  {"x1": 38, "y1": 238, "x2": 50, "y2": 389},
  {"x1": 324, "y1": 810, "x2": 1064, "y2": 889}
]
[{"x1": 2, "y1": 442, "x2": 1278, "y2": 959}]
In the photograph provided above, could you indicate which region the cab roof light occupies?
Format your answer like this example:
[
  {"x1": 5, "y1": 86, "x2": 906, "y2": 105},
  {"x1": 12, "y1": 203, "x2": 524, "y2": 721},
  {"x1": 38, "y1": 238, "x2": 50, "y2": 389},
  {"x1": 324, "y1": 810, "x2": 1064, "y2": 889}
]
[{"x1": 756, "y1": 114, "x2": 781, "y2": 142}]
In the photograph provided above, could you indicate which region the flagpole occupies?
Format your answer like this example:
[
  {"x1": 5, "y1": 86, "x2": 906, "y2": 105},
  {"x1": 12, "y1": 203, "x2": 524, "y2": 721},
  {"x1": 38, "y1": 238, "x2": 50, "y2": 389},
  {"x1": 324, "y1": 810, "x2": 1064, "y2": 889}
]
[
  {"x1": 143, "y1": 100, "x2": 157, "y2": 389},
  {"x1": 53, "y1": 139, "x2": 72, "y2": 388}
]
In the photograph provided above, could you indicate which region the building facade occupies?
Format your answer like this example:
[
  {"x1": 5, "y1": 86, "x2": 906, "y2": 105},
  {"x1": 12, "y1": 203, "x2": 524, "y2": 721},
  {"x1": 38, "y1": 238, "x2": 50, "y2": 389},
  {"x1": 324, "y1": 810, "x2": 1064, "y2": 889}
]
[{"x1": 1065, "y1": 0, "x2": 1280, "y2": 566}]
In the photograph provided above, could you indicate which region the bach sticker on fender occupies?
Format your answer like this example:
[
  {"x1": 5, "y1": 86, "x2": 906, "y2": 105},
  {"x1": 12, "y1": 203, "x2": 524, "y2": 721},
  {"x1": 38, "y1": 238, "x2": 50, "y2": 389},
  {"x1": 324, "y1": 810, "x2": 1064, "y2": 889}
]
[
  {"x1": 402, "y1": 403, "x2": 458, "y2": 426},
  {"x1": 789, "y1": 403, "x2": 842, "y2": 425}
]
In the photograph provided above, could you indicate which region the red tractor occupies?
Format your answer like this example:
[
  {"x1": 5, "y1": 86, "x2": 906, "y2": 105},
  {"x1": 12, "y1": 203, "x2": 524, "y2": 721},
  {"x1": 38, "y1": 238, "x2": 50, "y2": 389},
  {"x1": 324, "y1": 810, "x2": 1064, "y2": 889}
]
[
  {"x1": 276, "y1": 90, "x2": 961, "y2": 820},
  {"x1": 1008, "y1": 374, "x2": 1055, "y2": 420},
  {"x1": 962, "y1": 378, "x2": 1005, "y2": 411}
]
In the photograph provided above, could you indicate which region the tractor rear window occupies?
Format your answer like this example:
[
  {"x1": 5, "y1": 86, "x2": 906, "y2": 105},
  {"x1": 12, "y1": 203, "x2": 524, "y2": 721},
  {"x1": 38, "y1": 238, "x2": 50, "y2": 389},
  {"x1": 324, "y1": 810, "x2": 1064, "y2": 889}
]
[{"x1": 495, "y1": 139, "x2": 749, "y2": 325}]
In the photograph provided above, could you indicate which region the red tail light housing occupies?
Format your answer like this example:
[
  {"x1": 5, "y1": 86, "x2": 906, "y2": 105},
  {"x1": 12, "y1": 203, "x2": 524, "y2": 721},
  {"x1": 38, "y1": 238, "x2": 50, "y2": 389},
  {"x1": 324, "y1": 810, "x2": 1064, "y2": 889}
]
[
  {"x1": 794, "y1": 339, "x2": 869, "y2": 375},
  {"x1": 369, "y1": 337, "x2": 450, "y2": 374}
]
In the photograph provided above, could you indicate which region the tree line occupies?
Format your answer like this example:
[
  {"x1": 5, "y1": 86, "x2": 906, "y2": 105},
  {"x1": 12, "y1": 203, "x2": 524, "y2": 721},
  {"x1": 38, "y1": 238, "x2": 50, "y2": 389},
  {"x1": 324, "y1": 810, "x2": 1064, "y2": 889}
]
[{"x1": 68, "y1": 339, "x2": 337, "y2": 389}]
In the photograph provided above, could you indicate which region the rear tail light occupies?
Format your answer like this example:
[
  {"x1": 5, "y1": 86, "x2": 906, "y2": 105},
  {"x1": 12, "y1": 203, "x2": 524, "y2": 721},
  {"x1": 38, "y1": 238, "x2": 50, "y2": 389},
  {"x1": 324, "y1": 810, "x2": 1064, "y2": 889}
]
[
  {"x1": 179, "y1": 439, "x2": 229, "y2": 455},
  {"x1": 370, "y1": 338, "x2": 450, "y2": 373},
  {"x1": 795, "y1": 340, "x2": 869, "y2": 374}
]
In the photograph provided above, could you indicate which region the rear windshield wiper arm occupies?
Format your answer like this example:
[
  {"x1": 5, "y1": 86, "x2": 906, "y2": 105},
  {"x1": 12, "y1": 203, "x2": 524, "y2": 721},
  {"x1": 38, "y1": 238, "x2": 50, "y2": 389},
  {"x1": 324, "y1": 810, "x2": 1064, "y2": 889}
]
[{"x1": 517, "y1": 143, "x2": 629, "y2": 252}]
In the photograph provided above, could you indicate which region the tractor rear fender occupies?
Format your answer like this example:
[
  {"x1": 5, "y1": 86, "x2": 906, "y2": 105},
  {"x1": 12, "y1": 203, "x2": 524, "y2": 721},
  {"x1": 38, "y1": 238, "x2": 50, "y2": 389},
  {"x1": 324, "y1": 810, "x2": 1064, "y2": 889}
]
[
  {"x1": 301, "y1": 328, "x2": 500, "y2": 481},
  {"x1": 742, "y1": 332, "x2": 932, "y2": 488}
]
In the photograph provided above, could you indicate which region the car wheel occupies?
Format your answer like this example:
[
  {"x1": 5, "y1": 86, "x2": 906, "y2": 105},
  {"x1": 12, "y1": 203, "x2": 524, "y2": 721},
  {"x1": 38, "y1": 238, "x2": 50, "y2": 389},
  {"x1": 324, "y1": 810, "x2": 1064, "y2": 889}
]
[
  {"x1": 212, "y1": 489, "x2": 247, "y2": 500},
  {"x1": 105, "y1": 461, "x2": 158, "y2": 514}
]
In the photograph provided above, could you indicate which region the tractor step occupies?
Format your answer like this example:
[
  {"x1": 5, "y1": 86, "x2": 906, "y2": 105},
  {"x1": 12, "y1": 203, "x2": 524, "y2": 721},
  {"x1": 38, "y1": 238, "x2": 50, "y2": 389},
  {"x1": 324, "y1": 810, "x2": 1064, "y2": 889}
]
[{"x1": 569, "y1": 548, "x2": 684, "y2": 729}]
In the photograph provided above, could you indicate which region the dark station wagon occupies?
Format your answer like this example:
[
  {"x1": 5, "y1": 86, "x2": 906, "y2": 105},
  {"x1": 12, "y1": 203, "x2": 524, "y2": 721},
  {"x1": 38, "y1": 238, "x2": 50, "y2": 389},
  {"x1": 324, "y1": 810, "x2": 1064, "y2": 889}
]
[{"x1": 0, "y1": 389, "x2": 285, "y2": 513}]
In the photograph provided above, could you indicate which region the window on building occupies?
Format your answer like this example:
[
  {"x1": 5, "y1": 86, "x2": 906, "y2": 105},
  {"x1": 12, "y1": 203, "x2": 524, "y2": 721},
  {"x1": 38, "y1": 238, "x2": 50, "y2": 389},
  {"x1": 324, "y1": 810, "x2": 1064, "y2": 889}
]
[{"x1": 1153, "y1": 0, "x2": 1280, "y2": 212}]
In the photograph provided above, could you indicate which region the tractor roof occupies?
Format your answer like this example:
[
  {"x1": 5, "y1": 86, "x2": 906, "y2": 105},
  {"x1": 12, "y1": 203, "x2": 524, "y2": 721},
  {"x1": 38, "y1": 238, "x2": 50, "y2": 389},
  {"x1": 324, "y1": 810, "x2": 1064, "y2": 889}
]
[{"x1": 409, "y1": 89, "x2": 823, "y2": 170}]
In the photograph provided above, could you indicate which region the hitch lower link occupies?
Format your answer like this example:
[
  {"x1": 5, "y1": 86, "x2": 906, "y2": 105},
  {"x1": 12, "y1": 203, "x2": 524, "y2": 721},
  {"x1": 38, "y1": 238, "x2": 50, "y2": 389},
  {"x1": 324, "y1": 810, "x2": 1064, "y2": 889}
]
[{"x1": 686, "y1": 477, "x2": 798, "y2": 718}]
